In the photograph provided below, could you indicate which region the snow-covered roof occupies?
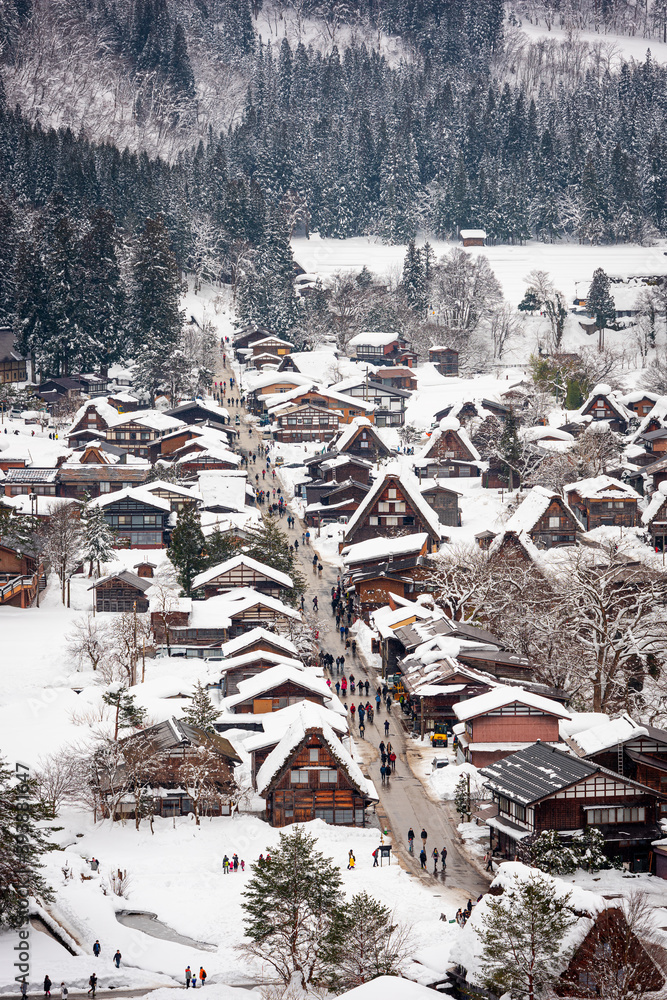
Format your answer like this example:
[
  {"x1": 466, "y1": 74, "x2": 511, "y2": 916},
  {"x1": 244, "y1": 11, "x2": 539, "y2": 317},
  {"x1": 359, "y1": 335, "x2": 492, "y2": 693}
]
[
  {"x1": 503, "y1": 486, "x2": 576, "y2": 534},
  {"x1": 348, "y1": 331, "x2": 399, "y2": 347},
  {"x1": 453, "y1": 686, "x2": 571, "y2": 722},
  {"x1": 197, "y1": 471, "x2": 249, "y2": 511},
  {"x1": 106, "y1": 409, "x2": 185, "y2": 432},
  {"x1": 89, "y1": 487, "x2": 171, "y2": 511},
  {"x1": 521, "y1": 426, "x2": 574, "y2": 444},
  {"x1": 219, "y1": 627, "x2": 298, "y2": 658},
  {"x1": 333, "y1": 416, "x2": 376, "y2": 452},
  {"x1": 563, "y1": 474, "x2": 640, "y2": 501},
  {"x1": 87, "y1": 569, "x2": 152, "y2": 593},
  {"x1": 191, "y1": 555, "x2": 293, "y2": 592},
  {"x1": 68, "y1": 396, "x2": 120, "y2": 431},
  {"x1": 256, "y1": 717, "x2": 377, "y2": 800},
  {"x1": 140, "y1": 480, "x2": 200, "y2": 500},
  {"x1": 642, "y1": 482, "x2": 667, "y2": 524},
  {"x1": 566, "y1": 712, "x2": 648, "y2": 757},
  {"x1": 223, "y1": 665, "x2": 341, "y2": 713},
  {"x1": 218, "y1": 652, "x2": 304, "y2": 674},
  {"x1": 371, "y1": 599, "x2": 438, "y2": 640},
  {"x1": 342, "y1": 532, "x2": 428, "y2": 564},
  {"x1": 182, "y1": 589, "x2": 300, "y2": 628},
  {"x1": 449, "y1": 862, "x2": 606, "y2": 984},
  {"x1": 244, "y1": 700, "x2": 348, "y2": 750},
  {"x1": 338, "y1": 978, "x2": 437, "y2": 1000},
  {"x1": 344, "y1": 465, "x2": 442, "y2": 541},
  {"x1": 459, "y1": 229, "x2": 487, "y2": 239},
  {"x1": 418, "y1": 417, "x2": 481, "y2": 463},
  {"x1": 580, "y1": 384, "x2": 633, "y2": 423}
]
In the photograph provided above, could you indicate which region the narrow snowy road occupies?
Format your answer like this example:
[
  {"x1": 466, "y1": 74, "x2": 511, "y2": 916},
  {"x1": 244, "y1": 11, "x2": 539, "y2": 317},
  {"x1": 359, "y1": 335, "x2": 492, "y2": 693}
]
[{"x1": 220, "y1": 362, "x2": 490, "y2": 905}]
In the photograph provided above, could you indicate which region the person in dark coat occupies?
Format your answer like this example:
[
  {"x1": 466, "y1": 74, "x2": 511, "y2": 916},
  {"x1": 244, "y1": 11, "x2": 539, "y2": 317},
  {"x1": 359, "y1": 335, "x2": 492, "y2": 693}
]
[
  {"x1": 419, "y1": 848, "x2": 427, "y2": 869},
  {"x1": 93, "y1": 941, "x2": 100, "y2": 958},
  {"x1": 44, "y1": 978, "x2": 52, "y2": 998},
  {"x1": 113, "y1": 950, "x2": 121, "y2": 968}
]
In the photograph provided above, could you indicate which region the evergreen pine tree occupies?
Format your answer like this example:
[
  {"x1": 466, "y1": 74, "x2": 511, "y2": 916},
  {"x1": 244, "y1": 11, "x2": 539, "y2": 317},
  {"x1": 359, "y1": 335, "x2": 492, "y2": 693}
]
[
  {"x1": 587, "y1": 268, "x2": 616, "y2": 333},
  {"x1": 131, "y1": 215, "x2": 183, "y2": 404},
  {"x1": 102, "y1": 688, "x2": 147, "y2": 740},
  {"x1": 244, "y1": 514, "x2": 306, "y2": 605},
  {"x1": 402, "y1": 238, "x2": 427, "y2": 316},
  {"x1": 204, "y1": 528, "x2": 242, "y2": 567},
  {"x1": 242, "y1": 826, "x2": 344, "y2": 989},
  {"x1": 168, "y1": 23, "x2": 195, "y2": 99},
  {"x1": 79, "y1": 209, "x2": 127, "y2": 375},
  {"x1": 454, "y1": 773, "x2": 472, "y2": 821},
  {"x1": 182, "y1": 680, "x2": 220, "y2": 734},
  {"x1": 323, "y1": 891, "x2": 406, "y2": 991},
  {"x1": 476, "y1": 869, "x2": 577, "y2": 1000},
  {"x1": 82, "y1": 496, "x2": 116, "y2": 578},
  {"x1": 237, "y1": 214, "x2": 299, "y2": 337},
  {"x1": 168, "y1": 504, "x2": 207, "y2": 596},
  {"x1": 0, "y1": 755, "x2": 53, "y2": 929},
  {"x1": 0, "y1": 195, "x2": 17, "y2": 323},
  {"x1": 498, "y1": 407, "x2": 521, "y2": 489}
]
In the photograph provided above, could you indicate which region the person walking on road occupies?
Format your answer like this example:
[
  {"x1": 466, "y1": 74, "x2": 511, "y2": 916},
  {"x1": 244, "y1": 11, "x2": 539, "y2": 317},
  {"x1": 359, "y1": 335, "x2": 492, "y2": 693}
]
[
  {"x1": 421, "y1": 828, "x2": 428, "y2": 847},
  {"x1": 389, "y1": 750, "x2": 396, "y2": 772},
  {"x1": 432, "y1": 847, "x2": 439, "y2": 872},
  {"x1": 186, "y1": 967, "x2": 192, "y2": 989},
  {"x1": 113, "y1": 950, "x2": 121, "y2": 968},
  {"x1": 199, "y1": 969, "x2": 207, "y2": 986},
  {"x1": 484, "y1": 851, "x2": 494, "y2": 872},
  {"x1": 350, "y1": 703, "x2": 355, "y2": 723},
  {"x1": 408, "y1": 827, "x2": 415, "y2": 853},
  {"x1": 44, "y1": 978, "x2": 52, "y2": 998},
  {"x1": 384, "y1": 719, "x2": 390, "y2": 736},
  {"x1": 375, "y1": 692, "x2": 381, "y2": 713},
  {"x1": 441, "y1": 847, "x2": 447, "y2": 868},
  {"x1": 419, "y1": 848, "x2": 427, "y2": 870},
  {"x1": 87, "y1": 975, "x2": 96, "y2": 999},
  {"x1": 93, "y1": 941, "x2": 100, "y2": 958}
]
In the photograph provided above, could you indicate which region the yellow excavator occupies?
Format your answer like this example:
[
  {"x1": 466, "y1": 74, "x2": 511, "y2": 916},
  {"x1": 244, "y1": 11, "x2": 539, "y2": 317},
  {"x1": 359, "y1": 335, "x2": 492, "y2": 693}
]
[{"x1": 430, "y1": 722, "x2": 448, "y2": 748}]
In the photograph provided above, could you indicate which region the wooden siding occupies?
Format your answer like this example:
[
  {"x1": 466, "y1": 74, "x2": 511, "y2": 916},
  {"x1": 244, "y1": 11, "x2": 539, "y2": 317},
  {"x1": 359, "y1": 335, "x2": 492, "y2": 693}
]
[
  {"x1": 529, "y1": 496, "x2": 579, "y2": 548},
  {"x1": 424, "y1": 428, "x2": 476, "y2": 462},
  {"x1": 95, "y1": 578, "x2": 149, "y2": 613},
  {"x1": 344, "y1": 476, "x2": 439, "y2": 548}
]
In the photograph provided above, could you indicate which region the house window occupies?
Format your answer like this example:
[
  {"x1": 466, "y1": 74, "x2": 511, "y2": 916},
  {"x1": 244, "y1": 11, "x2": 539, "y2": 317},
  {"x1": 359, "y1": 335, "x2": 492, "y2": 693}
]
[
  {"x1": 614, "y1": 502, "x2": 624, "y2": 509},
  {"x1": 309, "y1": 748, "x2": 319, "y2": 762},
  {"x1": 100, "y1": 482, "x2": 111, "y2": 493},
  {"x1": 498, "y1": 795, "x2": 510, "y2": 815},
  {"x1": 385, "y1": 516, "x2": 398, "y2": 526},
  {"x1": 587, "y1": 806, "x2": 645, "y2": 824},
  {"x1": 515, "y1": 804, "x2": 526, "y2": 822},
  {"x1": 320, "y1": 770, "x2": 337, "y2": 784},
  {"x1": 388, "y1": 488, "x2": 397, "y2": 499},
  {"x1": 315, "y1": 808, "x2": 334, "y2": 823},
  {"x1": 370, "y1": 516, "x2": 379, "y2": 525},
  {"x1": 548, "y1": 516, "x2": 560, "y2": 528},
  {"x1": 403, "y1": 516, "x2": 414, "y2": 526},
  {"x1": 290, "y1": 770, "x2": 309, "y2": 784},
  {"x1": 335, "y1": 808, "x2": 354, "y2": 824}
]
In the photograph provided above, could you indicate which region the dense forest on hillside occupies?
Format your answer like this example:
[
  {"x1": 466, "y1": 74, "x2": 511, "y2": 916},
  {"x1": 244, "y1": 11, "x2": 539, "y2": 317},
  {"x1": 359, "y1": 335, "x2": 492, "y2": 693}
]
[{"x1": 2, "y1": 0, "x2": 667, "y2": 373}]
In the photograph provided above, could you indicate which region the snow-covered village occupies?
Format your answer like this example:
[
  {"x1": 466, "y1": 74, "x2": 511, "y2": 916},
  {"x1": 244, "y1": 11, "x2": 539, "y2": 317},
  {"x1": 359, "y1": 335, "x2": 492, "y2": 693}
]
[{"x1": 7, "y1": 2, "x2": 667, "y2": 1000}]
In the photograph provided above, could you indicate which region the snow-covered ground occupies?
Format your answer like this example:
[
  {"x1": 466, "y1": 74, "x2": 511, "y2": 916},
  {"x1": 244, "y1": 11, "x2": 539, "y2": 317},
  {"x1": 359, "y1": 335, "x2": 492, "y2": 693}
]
[{"x1": 0, "y1": 813, "x2": 468, "y2": 992}]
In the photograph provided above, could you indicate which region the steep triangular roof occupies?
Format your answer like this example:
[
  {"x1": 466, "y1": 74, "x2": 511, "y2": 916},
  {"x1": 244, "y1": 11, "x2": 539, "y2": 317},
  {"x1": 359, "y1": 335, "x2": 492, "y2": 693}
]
[
  {"x1": 342, "y1": 469, "x2": 441, "y2": 547},
  {"x1": 503, "y1": 486, "x2": 579, "y2": 534},
  {"x1": 191, "y1": 554, "x2": 293, "y2": 593},
  {"x1": 256, "y1": 721, "x2": 377, "y2": 800},
  {"x1": 418, "y1": 416, "x2": 481, "y2": 463},
  {"x1": 333, "y1": 417, "x2": 392, "y2": 457}
]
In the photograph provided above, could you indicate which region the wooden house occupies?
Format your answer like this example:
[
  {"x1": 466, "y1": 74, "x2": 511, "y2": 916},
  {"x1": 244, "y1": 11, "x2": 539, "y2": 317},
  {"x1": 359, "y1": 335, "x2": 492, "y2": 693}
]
[
  {"x1": 304, "y1": 479, "x2": 370, "y2": 527},
  {"x1": 453, "y1": 687, "x2": 570, "y2": 766},
  {"x1": 481, "y1": 741, "x2": 666, "y2": 871},
  {"x1": 622, "y1": 391, "x2": 659, "y2": 418},
  {"x1": 320, "y1": 454, "x2": 372, "y2": 486},
  {"x1": 249, "y1": 335, "x2": 292, "y2": 358},
  {"x1": 104, "y1": 411, "x2": 184, "y2": 458},
  {"x1": 218, "y1": 651, "x2": 305, "y2": 697},
  {"x1": 419, "y1": 481, "x2": 460, "y2": 527},
  {"x1": 644, "y1": 453, "x2": 667, "y2": 490},
  {"x1": 341, "y1": 470, "x2": 442, "y2": 552},
  {"x1": 91, "y1": 488, "x2": 171, "y2": 547},
  {"x1": 89, "y1": 570, "x2": 152, "y2": 613},
  {"x1": 564, "y1": 475, "x2": 640, "y2": 530},
  {"x1": 564, "y1": 713, "x2": 667, "y2": 814},
  {"x1": 0, "y1": 327, "x2": 27, "y2": 383},
  {"x1": 165, "y1": 590, "x2": 301, "y2": 651},
  {"x1": 459, "y1": 228, "x2": 486, "y2": 247},
  {"x1": 57, "y1": 464, "x2": 149, "y2": 499},
  {"x1": 348, "y1": 331, "x2": 404, "y2": 366},
  {"x1": 373, "y1": 367, "x2": 417, "y2": 391},
  {"x1": 580, "y1": 384, "x2": 631, "y2": 432},
  {"x1": 138, "y1": 481, "x2": 199, "y2": 512},
  {"x1": 502, "y1": 485, "x2": 580, "y2": 549},
  {"x1": 256, "y1": 721, "x2": 377, "y2": 827},
  {"x1": 97, "y1": 717, "x2": 241, "y2": 820},
  {"x1": 246, "y1": 701, "x2": 348, "y2": 786},
  {"x1": 331, "y1": 379, "x2": 410, "y2": 427},
  {"x1": 331, "y1": 418, "x2": 392, "y2": 461},
  {"x1": 268, "y1": 385, "x2": 376, "y2": 425},
  {"x1": 428, "y1": 346, "x2": 459, "y2": 377},
  {"x1": 642, "y1": 484, "x2": 667, "y2": 549},
  {"x1": 449, "y1": 863, "x2": 665, "y2": 999},
  {"x1": 400, "y1": 658, "x2": 494, "y2": 735},
  {"x1": 233, "y1": 325, "x2": 275, "y2": 351},
  {"x1": 218, "y1": 627, "x2": 300, "y2": 665},
  {"x1": 639, "y1": 427, "x2": 667, "y2": 458},
  {"x1": 0, "y1": 542, "x2": 37, "y2": 579},
  {"x1": 66, "y1": 399, "x2": 121, "y2": 447},
  {"x1": 165, "y1": 400, "x2": 230, "y2": 430},
  {"x1": 191, "y1": 555, "x2": 294, "y2": 600},
  {"x1": 414, "y1": 417, "x2": 481, "y2": 479},
  {"x1": 274, "y1": 402, "x2": 340, "y2": 442},
  {"x1": 341, "y1": 532, "x2": 431, "y2": 617},
  {"x1": 222, "y1": 664, "x2": 336, "y2": 715},
  {"x1": 134, "y1": 561, "x2": 156, "y2": 578},
  {"x1": 172, "y1": 443, "x2": 241, "y2": 476},
  {"x1": 4, "y1": 468, "x2": 59, "y2": 497}
]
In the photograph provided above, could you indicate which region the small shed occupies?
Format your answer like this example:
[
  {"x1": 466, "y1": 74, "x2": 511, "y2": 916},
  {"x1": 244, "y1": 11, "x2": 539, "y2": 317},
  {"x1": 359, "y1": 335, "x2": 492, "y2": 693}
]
[
  {"x1": 88, "y1": 570, "x2": 152, "y2": 613},
  {"x1": 459, "y1": 229, "x2": 487, "y2": 247}
]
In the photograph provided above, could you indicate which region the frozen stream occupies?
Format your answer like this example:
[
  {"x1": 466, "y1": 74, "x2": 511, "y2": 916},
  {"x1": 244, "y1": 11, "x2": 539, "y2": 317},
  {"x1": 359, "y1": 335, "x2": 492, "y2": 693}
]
[{"x1": 115, "y1": 910, "x2": 218, "y2": 951}]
